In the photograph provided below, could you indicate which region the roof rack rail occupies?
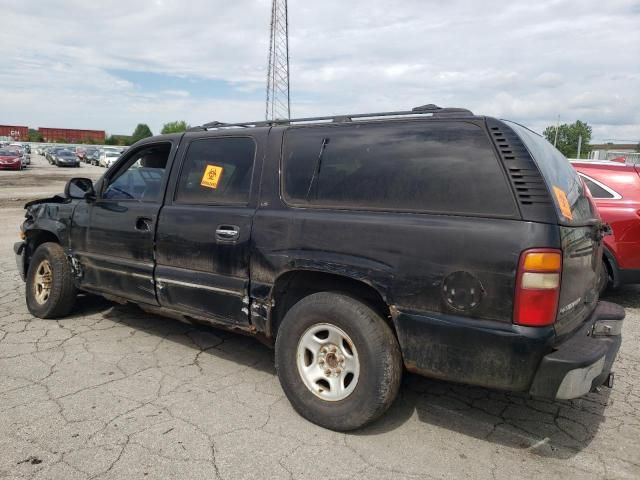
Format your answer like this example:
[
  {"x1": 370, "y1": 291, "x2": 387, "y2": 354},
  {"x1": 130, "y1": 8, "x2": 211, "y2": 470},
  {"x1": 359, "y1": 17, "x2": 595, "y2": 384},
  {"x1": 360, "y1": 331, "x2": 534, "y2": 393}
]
[{"x1": 192, "y1": 104, "x2": 473, "y2": 131}]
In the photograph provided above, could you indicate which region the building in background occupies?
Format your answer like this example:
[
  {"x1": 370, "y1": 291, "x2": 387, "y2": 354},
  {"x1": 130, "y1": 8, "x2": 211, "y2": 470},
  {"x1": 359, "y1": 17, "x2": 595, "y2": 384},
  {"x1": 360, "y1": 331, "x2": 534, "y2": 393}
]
[
  {"x1": 589, "y1": 143, "x2": 640, "y2": 164},
  {"x1": 0, "y1": 125, "x2": 29, "y2": 141},
  {"x1": 38, "y1": 127, "x2": 105, "y2": 143}
]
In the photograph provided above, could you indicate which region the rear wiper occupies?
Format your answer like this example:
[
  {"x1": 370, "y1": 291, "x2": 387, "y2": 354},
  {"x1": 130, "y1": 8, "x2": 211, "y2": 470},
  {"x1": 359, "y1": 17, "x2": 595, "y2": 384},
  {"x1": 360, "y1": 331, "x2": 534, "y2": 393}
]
[{"x1": 305, "y1": 138, "x2": 330, "y2": 201}]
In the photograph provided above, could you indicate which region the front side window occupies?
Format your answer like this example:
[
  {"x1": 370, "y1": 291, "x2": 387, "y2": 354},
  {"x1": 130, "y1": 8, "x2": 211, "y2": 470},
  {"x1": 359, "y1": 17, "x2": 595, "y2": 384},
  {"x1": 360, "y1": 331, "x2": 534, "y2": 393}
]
[
  {"x1": 175, "y1": 137, "x2": 256, "y2": 205},
  {"x1": 283, "y1": 121, "x2": 516, "y2": 216},
  {"x1": 102, "y1": 143, "x2": 170, "y2": 201}
]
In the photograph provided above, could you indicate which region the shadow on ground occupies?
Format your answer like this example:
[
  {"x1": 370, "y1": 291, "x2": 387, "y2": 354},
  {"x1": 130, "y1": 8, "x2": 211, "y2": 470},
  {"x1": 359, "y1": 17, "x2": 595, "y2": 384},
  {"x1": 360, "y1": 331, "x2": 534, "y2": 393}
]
[
  {"x1": 73, "y1": 296, "x2": 614, "y2": 460},
  {"x1": 602, "y1": 285, "x2": 640, "y2": 309}
]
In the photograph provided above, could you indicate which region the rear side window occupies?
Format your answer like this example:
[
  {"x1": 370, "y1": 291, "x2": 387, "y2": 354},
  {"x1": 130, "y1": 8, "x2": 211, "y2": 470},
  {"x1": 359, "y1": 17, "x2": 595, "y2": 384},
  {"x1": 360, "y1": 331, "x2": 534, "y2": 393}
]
[
  {"x1": 506, "y1": 121, "x2": 596, "y2": 224},
  {"x1": 579, "y1": 175, "x2": 616, "y2": 199},
  {"x1": 175, "y1": 137, "x2": 256, "y2": 205},
  {"x1": 283, "y1": 121, "x2": 516, "y2": 216}
]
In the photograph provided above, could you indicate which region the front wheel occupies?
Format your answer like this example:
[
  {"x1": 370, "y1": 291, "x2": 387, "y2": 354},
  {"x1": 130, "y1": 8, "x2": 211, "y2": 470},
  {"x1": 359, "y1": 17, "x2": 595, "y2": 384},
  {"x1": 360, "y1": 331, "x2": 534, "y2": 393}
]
[
  {"x1": 25, "y1": 242, "x2": 77, "y2": 318},
  {"x1": 275, "y1": 292, "x2": 402, "y2": 431}
]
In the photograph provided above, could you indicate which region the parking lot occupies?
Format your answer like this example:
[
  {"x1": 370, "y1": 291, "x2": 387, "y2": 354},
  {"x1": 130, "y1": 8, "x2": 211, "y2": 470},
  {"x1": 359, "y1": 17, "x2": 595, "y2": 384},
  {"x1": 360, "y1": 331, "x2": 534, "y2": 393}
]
[{"x1": 0, "y1": 155, "x2": 639, "y2": 479}]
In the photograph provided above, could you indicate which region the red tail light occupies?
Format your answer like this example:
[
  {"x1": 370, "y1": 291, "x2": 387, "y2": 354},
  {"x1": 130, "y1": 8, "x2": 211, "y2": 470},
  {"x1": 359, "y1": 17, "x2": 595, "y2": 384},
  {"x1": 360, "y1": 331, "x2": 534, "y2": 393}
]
[{"x1": 513, "y1": 249, "x2": 562, "y2": 327}]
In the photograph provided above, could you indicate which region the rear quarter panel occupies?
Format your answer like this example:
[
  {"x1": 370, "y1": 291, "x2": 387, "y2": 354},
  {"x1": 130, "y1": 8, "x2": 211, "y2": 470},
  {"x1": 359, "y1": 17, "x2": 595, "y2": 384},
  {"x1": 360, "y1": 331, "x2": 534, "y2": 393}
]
[{"x1": 251, "y1": 127, "x2": 561, "y2": 325}]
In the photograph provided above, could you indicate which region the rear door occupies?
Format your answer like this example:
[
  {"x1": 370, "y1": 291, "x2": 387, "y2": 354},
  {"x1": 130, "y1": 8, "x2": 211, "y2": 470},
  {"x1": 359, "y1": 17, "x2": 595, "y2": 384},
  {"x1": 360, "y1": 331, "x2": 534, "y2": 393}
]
[
  {"x1": 507, "y1": 122, "x2": 603, "y2": 337},
  {"x1": 154, "y1": 131, "x2": 265, "y2": 326}
]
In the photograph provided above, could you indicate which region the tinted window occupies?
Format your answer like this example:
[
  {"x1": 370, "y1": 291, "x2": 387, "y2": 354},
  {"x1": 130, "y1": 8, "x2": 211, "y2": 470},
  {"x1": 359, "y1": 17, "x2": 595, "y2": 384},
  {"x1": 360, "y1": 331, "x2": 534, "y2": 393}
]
[
  {"x1": 580, "y1": 175, "x2": 615, "y2": 199},
  {"x1": 283, "y1": 121, "x2": 516, "y2": 216},
  {"x1": 103, "y1": 143, "x2": 170, "y2": 201},
  {"x1": 175, "y1": 137, "x2": 256, "y2": 205},
  {"x1": 506, "y1": 121, "x2": 596, "y2": 224}
]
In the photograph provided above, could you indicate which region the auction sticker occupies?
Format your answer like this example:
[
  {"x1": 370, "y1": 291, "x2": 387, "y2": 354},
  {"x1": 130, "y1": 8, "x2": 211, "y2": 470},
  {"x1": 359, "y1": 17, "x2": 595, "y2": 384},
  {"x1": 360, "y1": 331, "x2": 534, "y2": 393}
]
[
  {"x1": 201, "y1": 165, "x2": 224, "y2": 189},
  {"x1": 553, "y1": 186, "x2": 573, "y2": 220}
]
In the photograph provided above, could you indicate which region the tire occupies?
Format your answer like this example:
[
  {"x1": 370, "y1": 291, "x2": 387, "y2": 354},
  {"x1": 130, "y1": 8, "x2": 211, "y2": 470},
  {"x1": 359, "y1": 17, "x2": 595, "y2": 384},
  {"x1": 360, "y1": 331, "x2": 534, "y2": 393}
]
[
  {"x1": 598, "y1": 257, "x2": 610, "y2": 296},
  {"x1": 275, "y1": 292, "x2": 402, "y2": 431},
  {"x1": 25, "y1": 242, "x2": 77, "y2": 318}
]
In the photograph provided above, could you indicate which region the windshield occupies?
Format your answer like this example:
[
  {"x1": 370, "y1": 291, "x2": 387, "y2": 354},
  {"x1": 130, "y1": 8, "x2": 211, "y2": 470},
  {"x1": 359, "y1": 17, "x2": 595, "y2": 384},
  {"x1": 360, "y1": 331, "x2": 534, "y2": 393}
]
[
  {"x1": 106, "y1": 152, "x2": 120, "y2": 158},
  {"x1": 505, "y1": 121, "x2": 596, "y2": 225},
  {"x1": 0, "y1": 149, "x2": 18, "y2": 156}
]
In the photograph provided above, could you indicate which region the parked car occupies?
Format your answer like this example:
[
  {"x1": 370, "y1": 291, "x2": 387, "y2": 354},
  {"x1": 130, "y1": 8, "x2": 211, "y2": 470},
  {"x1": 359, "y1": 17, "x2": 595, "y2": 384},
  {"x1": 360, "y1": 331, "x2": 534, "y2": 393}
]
[
  {"x1": 86, "y1": 149, "x2": 101, "y2": 166},
  {"x1": 14, "y1": 105, "x2": 624, "y2": 431},
  {"x1": 45, "y1": 147, "x2": 57, "y2": 163},
  {"x1": 98, "y1": 147, "x2": 120, "y2": 168},
  {"x1": 572, "y1": 161, "x2": 640, "y2": 290},
  {"x1": 0, "y1": 148, "x2": 23, "y2": 170},
  {"x1": 79, "y1": 147, "x2": 98, "y2": 163},
  {"x1": 46, "y1": 147, "x2": 66, "y2": 164},
  {"x1": 6, "y1": 145, "x2": 30, "y2": 166},
  {"x1": 53, "y1": 149, "x2": 80, "y2": 167},
  {"x1": 75, "y1": 146, "x2": 86, "y2": 160}
]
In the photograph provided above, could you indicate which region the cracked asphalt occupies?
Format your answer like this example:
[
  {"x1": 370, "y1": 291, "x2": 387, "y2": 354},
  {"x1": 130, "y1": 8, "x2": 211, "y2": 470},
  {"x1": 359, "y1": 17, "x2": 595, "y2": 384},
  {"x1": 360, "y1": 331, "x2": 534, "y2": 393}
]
[{"x1": 1, "y1": 157, "x2": 639, "y2": 479}]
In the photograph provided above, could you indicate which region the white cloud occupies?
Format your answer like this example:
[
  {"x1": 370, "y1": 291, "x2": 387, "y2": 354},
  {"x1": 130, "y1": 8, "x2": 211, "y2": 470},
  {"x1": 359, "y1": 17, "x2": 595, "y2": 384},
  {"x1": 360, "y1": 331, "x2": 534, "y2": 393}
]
[{"x1": 0, "y1": 0, "x2": 638, "y2": 141}]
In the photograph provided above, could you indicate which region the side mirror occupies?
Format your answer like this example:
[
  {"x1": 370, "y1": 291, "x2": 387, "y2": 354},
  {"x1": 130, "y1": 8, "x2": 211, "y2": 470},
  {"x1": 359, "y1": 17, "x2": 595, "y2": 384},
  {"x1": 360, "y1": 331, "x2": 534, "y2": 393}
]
[{"x1": 65, "y1": 177, "x2": 96, "y2": 201}]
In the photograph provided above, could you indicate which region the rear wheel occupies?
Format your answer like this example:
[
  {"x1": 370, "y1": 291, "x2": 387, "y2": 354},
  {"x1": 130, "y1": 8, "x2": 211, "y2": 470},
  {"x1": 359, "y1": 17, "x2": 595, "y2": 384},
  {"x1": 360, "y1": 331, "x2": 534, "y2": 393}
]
[
  {"x1": 26, "y1": 242, "x2": 77, "y2": 318},
  {"x1": 275, "y1": 292, "x2": 402, "y2": 431}
]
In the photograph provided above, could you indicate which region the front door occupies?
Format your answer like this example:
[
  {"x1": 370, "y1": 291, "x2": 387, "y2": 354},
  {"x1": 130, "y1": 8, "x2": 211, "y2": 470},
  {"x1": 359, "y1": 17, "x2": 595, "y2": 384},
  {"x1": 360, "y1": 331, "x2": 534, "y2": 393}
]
[
  {"x1": 154, "y1": 133, "x2": 263, "y2": 325},
  {"x1": 75, "y1": 141, "x2": 175, "y2": 304}
]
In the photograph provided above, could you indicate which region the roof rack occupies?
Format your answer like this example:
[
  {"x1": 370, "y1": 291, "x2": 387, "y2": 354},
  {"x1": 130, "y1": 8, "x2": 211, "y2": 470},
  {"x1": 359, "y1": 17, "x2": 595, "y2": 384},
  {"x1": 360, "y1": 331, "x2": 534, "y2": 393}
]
[{"x1": 190, "y1": 104, "x2": 474, "y2": 131}]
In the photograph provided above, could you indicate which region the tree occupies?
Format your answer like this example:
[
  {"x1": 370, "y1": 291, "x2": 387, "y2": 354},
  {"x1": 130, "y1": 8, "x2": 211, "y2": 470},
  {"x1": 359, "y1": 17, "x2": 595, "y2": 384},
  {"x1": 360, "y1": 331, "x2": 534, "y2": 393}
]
[
  {"x1": 543, "y1": 120, "x2": 592, "y2": 159},
  {"x1": 161, "y1": 120, "x2": 190, "y2": 134},
  {"x1": 131, "y1": 124, "x2": 153, "y2": 144},
  {"x1": 28, "y1": 129, "x2": 43, "y2": 142},
  {"x1": 105, "y1": 135, "x2": 118, "y2": 145},
  {"x1": 636, "y1": 142, "x2": 640, "y2": 153}
]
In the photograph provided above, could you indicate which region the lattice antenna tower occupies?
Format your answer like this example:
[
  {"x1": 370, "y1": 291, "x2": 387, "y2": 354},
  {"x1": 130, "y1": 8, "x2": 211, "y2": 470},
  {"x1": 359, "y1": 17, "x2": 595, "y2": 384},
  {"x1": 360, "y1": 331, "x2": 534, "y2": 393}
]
[{"x1": 265, "y1": 0, "x2": 290, "y2": 120}]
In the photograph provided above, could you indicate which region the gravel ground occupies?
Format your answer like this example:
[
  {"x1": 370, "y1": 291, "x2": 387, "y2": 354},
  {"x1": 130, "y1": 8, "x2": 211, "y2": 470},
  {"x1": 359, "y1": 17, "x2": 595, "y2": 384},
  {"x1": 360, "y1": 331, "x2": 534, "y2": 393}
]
[{"x1": 0, "y1": 157, "x2": 638, "y2": 479}]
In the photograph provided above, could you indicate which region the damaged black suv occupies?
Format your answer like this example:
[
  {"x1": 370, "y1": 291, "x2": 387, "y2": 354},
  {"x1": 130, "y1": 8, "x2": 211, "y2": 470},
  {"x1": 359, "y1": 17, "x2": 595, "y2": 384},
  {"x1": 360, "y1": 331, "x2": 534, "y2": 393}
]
[{"x1": 15, "y1": 105, "x2": 624, "y2": 430}]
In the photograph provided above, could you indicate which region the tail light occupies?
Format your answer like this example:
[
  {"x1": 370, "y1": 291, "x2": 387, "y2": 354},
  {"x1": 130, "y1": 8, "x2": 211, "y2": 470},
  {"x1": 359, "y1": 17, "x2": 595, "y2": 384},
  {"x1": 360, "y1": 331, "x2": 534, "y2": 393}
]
[{"x1": 513, "y1": 249, "x2": 562, "y2": 327}]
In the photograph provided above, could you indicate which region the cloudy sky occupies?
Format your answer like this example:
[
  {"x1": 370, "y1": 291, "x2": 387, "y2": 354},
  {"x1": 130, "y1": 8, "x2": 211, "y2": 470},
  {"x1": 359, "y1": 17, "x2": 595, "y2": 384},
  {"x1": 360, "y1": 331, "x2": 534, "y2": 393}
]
[{"x1": 1, "y1": 0, "x2": 639, "y2": 141}]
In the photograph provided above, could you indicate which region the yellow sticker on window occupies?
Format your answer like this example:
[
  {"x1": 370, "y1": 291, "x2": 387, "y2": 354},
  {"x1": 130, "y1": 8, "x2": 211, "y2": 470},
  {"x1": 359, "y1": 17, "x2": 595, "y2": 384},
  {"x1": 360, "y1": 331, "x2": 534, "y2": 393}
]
[
  {"x1": 200, "y1": 164, "x2": 224, "y2": 189},
  {"x1": 553, "y1": 186, "x2": 573, "y2": 220}
]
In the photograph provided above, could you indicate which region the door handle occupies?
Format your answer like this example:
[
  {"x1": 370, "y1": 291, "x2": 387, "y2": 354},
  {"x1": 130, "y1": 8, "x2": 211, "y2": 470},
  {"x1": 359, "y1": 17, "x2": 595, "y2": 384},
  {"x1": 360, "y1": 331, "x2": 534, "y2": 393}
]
[
  {"x1": 136, "y1": 217, "x2": 153, "y2": 231},
  {"x1": 216, "y1": 225, "x2": 240, "y2": 242}
]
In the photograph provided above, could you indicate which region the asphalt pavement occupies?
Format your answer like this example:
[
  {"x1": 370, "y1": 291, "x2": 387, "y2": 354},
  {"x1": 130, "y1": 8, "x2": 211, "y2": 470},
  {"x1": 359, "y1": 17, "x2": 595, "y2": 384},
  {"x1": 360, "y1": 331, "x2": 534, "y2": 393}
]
[{"x1": 0, "y1": 155, "x2": 638, "y2": 479}]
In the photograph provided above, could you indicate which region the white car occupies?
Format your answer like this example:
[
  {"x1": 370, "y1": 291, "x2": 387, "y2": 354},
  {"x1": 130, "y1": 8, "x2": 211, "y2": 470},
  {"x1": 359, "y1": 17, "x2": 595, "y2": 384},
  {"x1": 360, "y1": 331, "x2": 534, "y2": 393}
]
[{"x1": 99, "y1": 149, "x2": 121, "y2": 168}]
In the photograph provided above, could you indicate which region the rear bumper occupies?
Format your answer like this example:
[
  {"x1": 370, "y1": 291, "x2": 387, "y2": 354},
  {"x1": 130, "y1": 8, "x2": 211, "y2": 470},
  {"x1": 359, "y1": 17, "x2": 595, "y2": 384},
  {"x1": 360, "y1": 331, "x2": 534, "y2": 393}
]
[
  {"x1": 394, "y1": 300, "x2": 624, "y2": 399},
  {"x1": 529, "y1": 301, "x2": 624, "y2": 399}
]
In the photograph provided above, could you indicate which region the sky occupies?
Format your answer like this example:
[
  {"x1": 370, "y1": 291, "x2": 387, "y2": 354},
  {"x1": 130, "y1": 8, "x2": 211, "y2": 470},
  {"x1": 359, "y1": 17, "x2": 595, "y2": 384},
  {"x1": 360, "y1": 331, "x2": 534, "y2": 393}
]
[{"x1": 1, "y1": 0, "x2": 639, "y2": 142}]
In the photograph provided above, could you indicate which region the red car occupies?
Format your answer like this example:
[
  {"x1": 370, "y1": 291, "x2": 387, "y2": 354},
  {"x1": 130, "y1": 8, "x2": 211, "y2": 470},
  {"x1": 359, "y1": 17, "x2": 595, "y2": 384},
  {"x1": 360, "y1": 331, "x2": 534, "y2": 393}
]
[
  {"x1": 572, "y1": 160, "x2": 640, "y2": 290},
  {"x1": 0, "y1": 148, "x2": 23, "y2": 170}
]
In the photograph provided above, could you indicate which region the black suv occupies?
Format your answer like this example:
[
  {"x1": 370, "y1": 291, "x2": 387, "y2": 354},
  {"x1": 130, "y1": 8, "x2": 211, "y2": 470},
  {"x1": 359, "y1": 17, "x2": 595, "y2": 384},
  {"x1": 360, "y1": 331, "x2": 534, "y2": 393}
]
[{"x1": 14, "y1": 105, "x2": 624, "y2": 430}]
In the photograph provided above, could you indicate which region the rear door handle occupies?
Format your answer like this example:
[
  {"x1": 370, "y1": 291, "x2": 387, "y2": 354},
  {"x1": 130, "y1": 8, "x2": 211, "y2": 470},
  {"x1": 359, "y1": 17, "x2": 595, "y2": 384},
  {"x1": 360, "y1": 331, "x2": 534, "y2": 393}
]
[
  {"x1": 136, "y1": 217, "x2": 153, "y2": 231},
  {"x1": 216, "y1": 225, "x2": 240, "y2": 242}
]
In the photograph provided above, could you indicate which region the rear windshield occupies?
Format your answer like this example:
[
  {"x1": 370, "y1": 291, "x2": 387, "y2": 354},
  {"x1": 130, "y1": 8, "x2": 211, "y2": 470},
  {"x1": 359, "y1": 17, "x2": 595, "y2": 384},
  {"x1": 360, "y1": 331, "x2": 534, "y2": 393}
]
[{"x1": 505, "y1": 121, "x2": 596, "y2": 225}]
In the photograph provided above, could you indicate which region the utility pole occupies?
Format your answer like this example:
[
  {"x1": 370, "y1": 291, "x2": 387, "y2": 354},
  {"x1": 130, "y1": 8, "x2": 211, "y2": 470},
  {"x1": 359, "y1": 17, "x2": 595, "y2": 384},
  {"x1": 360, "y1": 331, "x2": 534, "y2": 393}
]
[
  {"x1": 554, "y1": 115, "x2": 560, "y2": 147},
  {"x1": 577, "y1": 135, "x2": 582, "y2": 159},
  {"x1": 265, "y1": 0, "x2": 291, "y2": 121}
]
